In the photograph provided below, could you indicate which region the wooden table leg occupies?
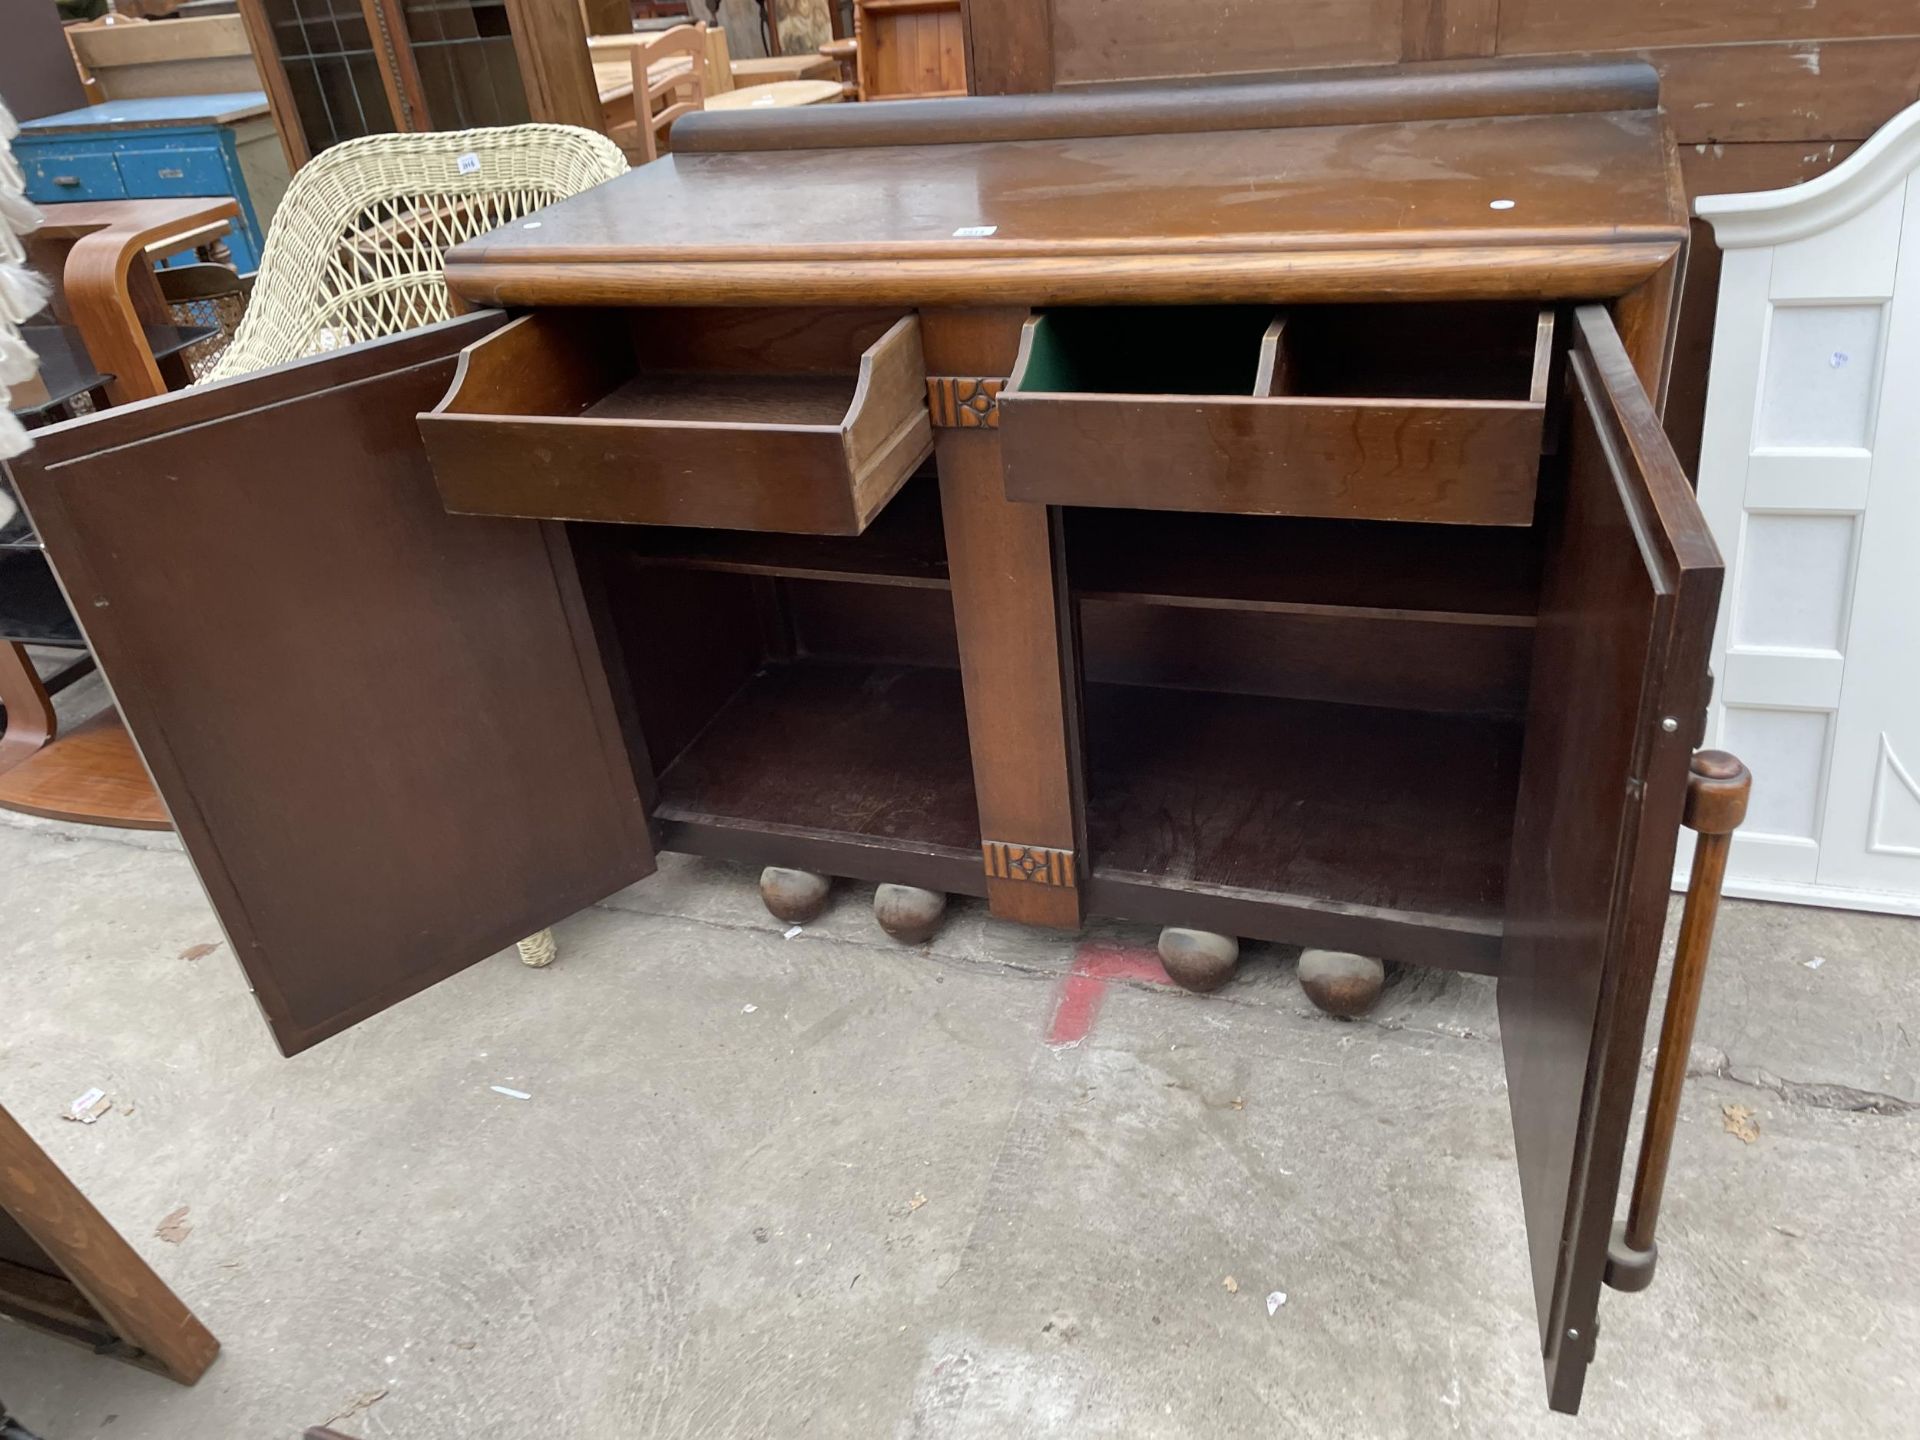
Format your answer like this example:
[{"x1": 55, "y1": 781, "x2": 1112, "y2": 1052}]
[
  {"x1": 0, "y1": 1101, "x2": 219, "y2": 1383},
  {"x1": 1605, "y1": 749, "x2": 1751, "y2": 1292},
  {"x1": 925, "y1": 307, "x2": 1084, "y2": 931},
  {"x1": 0, "y1": 641, "x2": 56, "y2": 776}
]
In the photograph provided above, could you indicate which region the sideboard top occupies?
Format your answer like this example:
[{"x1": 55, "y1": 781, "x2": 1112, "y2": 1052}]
[{"x1": 446, "y1": 65, "x2": 1686, "y2": 308}]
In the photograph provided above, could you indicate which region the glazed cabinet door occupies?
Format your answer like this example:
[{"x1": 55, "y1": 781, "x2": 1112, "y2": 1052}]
[
  {"x1": 1500, "y1": 305, "x2": 1722, "y2": 1412},
  {"x1": 9, "y1": 316, "x2": 655, "y2": 1055}
]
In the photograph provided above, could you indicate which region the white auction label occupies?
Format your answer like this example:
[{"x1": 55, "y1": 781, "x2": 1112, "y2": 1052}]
[{"x1": 952, "y1": 225, "x2": 998, "y2": 238}]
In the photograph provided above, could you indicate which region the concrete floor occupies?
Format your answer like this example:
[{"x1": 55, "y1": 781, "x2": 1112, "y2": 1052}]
[{"x1": 0, "y1": 803, "x2": 1915, "y2": 1439}]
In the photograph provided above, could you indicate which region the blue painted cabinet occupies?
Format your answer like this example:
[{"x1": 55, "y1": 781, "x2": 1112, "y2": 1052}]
[{"x1": 16, "y1": 93, "x2": 292, "y2": 273}]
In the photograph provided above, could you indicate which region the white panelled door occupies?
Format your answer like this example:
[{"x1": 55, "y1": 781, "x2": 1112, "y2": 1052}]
[{"x1": 1693, "y1": 111, "x2": 1920, "y2": 914}]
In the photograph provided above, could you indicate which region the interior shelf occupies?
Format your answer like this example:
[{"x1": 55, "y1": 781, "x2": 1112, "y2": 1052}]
[
  {"x1": 1082, "y1": 683, "x2": 1522, "y2": 965},
  {"x1": 619, "y1": 471, "x2": 948, "y2": 589},
  {"x1": 653, "y1": 657, "x2": 980, "y2": 860},
  {"x1": 583, "y1": 373, "x2": 858, "y2": 426},
  {"x1": 1067, "y1": 508, "x2": 1540, "y2": 624}
]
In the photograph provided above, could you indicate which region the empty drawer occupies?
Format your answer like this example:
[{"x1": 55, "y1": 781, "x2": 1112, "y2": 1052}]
[
  {"x1": 420, "y1": 307, "x2": 934, "y2": 534},
  {"x1": 999, "y1": 304, "x2": 1555, "y2": 526}
]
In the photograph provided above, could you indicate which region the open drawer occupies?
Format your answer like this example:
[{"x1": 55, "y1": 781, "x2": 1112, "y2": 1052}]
[
  {"x1": 999, "y1": 303, "x2": 1555, "y2": 526},
  {"x1": 420, "y1": 307, "x2": 934, "y2": 535}
]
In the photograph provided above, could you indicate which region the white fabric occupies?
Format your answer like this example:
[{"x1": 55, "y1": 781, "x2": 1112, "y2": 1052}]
[{"x1": 0, "y1": 92, "x2": 46, "y2": 461}]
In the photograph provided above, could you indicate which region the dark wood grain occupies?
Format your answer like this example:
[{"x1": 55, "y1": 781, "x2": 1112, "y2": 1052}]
[
  {"x1": 423, "y1": 309, "x2": 933, "y2": 535},
  {"x1": 1079, "y1": 602, "x2": 1534, "y2": 718},
  {"x1": 1002, "y1": 302, "x2": 1550, "y2": 525},
  {"x1": 1003, "y1": 395, "x2": 1544, "y2": 525},
  {"x1": 654, "y1": 658, "x2": 982, "y2": 855},
  {"x1": 677, "y1": 55, "x2": 1660, "y2": 149},
  {"x1": 1083, "y1": 683, "x2": 1520, "y2": 971},
  {"x1": 0, "y1": 1100, "x2": 219, "y2": 1383},
  {"x1": 447, "y1": 95, "x2": 1683, "y2": 310},
  {"x1": 1048, "y1": 0, "x2": 1400, "y2": 82},
  {"x1": 929, "y1": 307, "x2": 1083, "y2": 928},
  {"x1": 1066, "y1": 508, "x2": 1541, "y2": 624},
  {"x1": 1499, "y1": 305, "x2": 1721, "y2": 1413},
  {"x1": 13, "y1": 318, "x2": 656, "y2": 1055},
  {"x1": 961, "y1": 0, "x2": 1052, "y2": 93},
  {"x1": 618, "y1": 469, "x2": 949, "y2": 590}
]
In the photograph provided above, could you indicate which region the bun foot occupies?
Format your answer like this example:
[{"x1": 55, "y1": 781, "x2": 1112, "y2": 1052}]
[
  {"x1": 874, "y1": 884, "x2": 947, "y2": 944},
  {"x1": 1156, "y1": 927, "x2": 1239, "y2": 993},
  {"x1": 760, "y1": 866, "x2": 832, "y2": 924},
  {"x1": 1297, "y1": 949, "x2": 1386, "y2": 1017}
]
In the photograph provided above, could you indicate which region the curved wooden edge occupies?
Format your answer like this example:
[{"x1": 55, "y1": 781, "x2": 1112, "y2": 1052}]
[
  {"x1": 61, "y1": 199, "x2": 240, "y2": 407},
  {"x1": 0, "y1": 1102, "x2": 218, "y2": 1383},
  {"x1": 427, "y1": 310, "x2": 630, "y2": 421},
  {"x1": 0, "y1": 641, "x2": 57, "y2": 775},
  {"x1": 0, "y1": 707, "x2": 172, "y2": 830},
  {"x1": 671, "y1": 56, "x2": 1662, "y2": 153},
  {"x1": 843, "y1": 313, "x2": 926, "y2": 450},
  {"x1": 447, "y1": 242, "x2": 1683, "y2": 310},
  {"x1": 65, "y1": 228, "x2": 165, "y2": 406}
]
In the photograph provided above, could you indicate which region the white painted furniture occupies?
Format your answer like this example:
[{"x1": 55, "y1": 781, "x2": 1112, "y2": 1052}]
[{"x1": 1691, "y1": 104, "x2": 1920, "y2": 914}]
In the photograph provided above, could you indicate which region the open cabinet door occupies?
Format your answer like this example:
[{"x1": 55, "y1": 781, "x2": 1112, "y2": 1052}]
[
  {"x1": 9, "y1": 316, "x2": 655, "y2": 1056},
  {"x1": 1499, "y1": 306, "x2": 1722, "y2": 1413}
]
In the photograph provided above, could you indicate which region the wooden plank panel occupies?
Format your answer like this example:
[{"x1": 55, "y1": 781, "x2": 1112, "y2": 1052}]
[
  {"x1": 1402, "y1": 0, "x2": 1500, "y2": 61},
  {"x1": 961, "y1": 0, "x2": 1049, "y2": 93},
  {"x1": 1499, "y1": 0, "x2": 1913, "y2": 51},
  {"x1": 1513, "y1": 37, "x2": 1920, "y2": 144},
  {"x1": 1500, "y1": 307, "x2": 1719, "y2": 1413},
  {"x1": 0, "y1": 1102, "x2": 219, "y2": 1382},
  {"x1": 504, "y1": 0, "x2": 603, "y2": 131},
  {"x1": 1049, "y1": 0, "x2": 1403, "y2": 84},
  {"x1": 1653, "y1": 36, "x2": 1920, "y2": 143},
  {"x1": 12, "y1": 318, "x2": 656, "y2": 1054}
]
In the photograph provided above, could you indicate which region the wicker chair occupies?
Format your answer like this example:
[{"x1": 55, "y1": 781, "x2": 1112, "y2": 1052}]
[
  {"x1": 204, "y1": 124, "x2": 627, "y2": 384},
  {"x1": 207, "y1": 125, "x2": 628, "y2": 967}
]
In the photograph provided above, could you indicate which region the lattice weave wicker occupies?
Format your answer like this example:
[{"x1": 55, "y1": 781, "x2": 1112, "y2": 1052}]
[{"x1": 204, "y1": 125, "x2": 627, "y2": 383}]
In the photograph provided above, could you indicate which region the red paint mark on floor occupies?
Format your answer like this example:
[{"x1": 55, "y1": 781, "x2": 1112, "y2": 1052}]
[{"x1": 1044, "y1": 939, "x2": 1174, "y2": 1048}]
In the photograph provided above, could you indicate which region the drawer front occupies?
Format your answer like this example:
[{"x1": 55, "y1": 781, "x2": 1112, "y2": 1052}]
[
  {"x1": 420, "y1": 308, "x2": 934, "y2": 535},
  {"x1": 117, "y1": 145, "x2": 233, "y2": 200},
  {"x1": 22, "y1": 151, "x2": 124, "y2": 203},
  {"x1": 1000, "y1": 305, "x2": 1553, "y2": 527},
  {"x1": 1002, "y1": 394, "x2": 1545, "y2": 525}
]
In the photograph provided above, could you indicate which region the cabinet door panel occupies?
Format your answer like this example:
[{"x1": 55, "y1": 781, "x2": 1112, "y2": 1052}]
[
  {"x1": 10, "y1": 316, "x2": 654, "y2": 1055},
  {"x1": 1500, "y1": 304, "x2": 1721, "y2": 1413}
]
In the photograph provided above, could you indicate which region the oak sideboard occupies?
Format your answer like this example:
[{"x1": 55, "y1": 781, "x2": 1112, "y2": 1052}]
[{"x1": 9, "y1": 61, "x2": 1751, "y2": 1414}]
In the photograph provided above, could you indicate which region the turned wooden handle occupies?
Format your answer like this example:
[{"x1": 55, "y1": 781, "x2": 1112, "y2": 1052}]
[{"x1": 1605, "y1": 749, "x2": 1750, "y2": 1292}]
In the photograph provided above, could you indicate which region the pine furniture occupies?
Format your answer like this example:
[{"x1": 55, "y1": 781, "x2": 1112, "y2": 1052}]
[{"x1": 8, "y1": 62, "x2": 1747, "y2": 1415}]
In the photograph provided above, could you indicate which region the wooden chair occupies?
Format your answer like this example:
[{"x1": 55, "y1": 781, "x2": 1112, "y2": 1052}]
[
  {"x1": 598, "y1": 24, "x2": 709, "y2": 164},
  {"x1": 820, "y1": 36, "x2": 858, "y2": 99}
]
